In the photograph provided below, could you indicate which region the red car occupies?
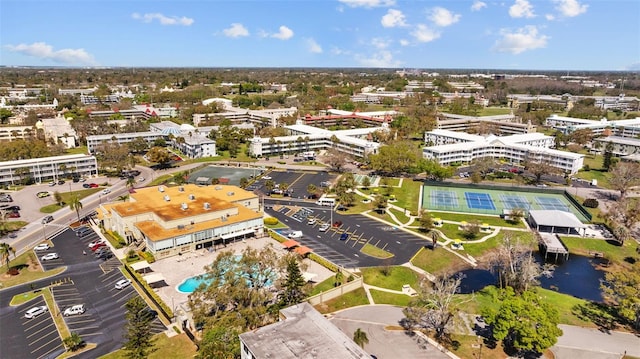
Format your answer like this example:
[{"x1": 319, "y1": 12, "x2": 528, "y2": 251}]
[
  {"x1": 7, "y1": 211, "x2": 20, "y2": 218},
  {"x1": 91, "y1": 242, "x2": 107, "y2": 251},
  {"x1": 89, "y1": 183, "x2": 99, "y2": 188}
]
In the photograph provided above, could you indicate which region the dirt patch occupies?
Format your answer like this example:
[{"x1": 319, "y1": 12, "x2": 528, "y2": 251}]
[{"x1": 0, "y1": 256, "x2": 41, "y2": 281}]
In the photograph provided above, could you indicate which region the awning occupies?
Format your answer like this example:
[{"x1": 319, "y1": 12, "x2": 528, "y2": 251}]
[
  {"x1": 221, "y1": 229, "x2": 255, "y2": 240},
  {"x1": 294, "y1": 246, "x2": 312, "y2": 256},
  {"x1": 143, "y1": 273, "x2": 166, "y2": 284},
  {"x1": 281, "y1": 240, "x2": 300, "y2": 249},
  {"x1": 302, "y1": 272, "x2": 318, "y2": 282},
  {"x1": 131, "y1": 261, "x2": 151, "y2": 272}
]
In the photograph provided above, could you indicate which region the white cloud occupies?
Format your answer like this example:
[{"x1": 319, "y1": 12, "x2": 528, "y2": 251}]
[
  {"x1": 223, "y1": 23, "x2": 249, "y2": 38},
  {"x1": 131, "y1": 12, "x2": 194, "y2": 26},
  {"x1": 429, "y1": 7, "x2": 461, "y2": 27},
  {"x1": 5, "y1": 42, "x2": 97, "y2": 65},
  {"x1": 381, "y1": 9, "x2": 407, "y2": 28},
  {"x1": 371, "y1": 37, "x2": 391, "y2": 49},
  {"x1": 493, "y1": 25, "x2": 548, "y2": 54},
  {"x1": 411, "y1": 24, "x2": 441, "y2": 43},
  {"x1": 306, "y1": 38, "x2": 323, "y2": 53},
  {"x1": 272, "y1": 26, "x2": 294, "y2": 40},
  {"x1": 471, "y1": 1, "x2": 487, "y2": 11},
  {"x1": 356, "y1": 50, "x2": 401, "y2": 67},
  {"x1": 545, "y1": 14, "x2": 555, "y2": 20},
  {"x1": 509, "y1": 0, "x2": 535, "y2": 18},
  {"x1": 399, "y1": 39, "x2": 410, "y2": 46},
  {"x1": 338, "y1": 0, "x2": 395, "y2": 8},
  {"x1": 553, "y1": 0, "x2": 588, "y2": 17}
]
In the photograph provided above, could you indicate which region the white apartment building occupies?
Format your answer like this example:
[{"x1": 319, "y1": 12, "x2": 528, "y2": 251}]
[
  {"x1": 98, "y1": 184, "x2": 263, "y2": 259},
  {"x1": 593, "y1": 136, "x2": 640, "y2": 159},
  {"x1": 0, "y1": 154, "x2": 98, "y2": 186},
  {"x1": 86, "y1": 132, "x2": 164, "y2": 154},
  {"x1": 545, "y1": 114, "x2": 640, "y2": 137},
  {"x1": 436, "y1": 113, "x2": 536, "y2": 135},
  {"x1": 248, "y1": 121, "x2": 385, "y2": 159},
  {"x1": 423, "y1": 130, "x2": 583, "y2": 174}
]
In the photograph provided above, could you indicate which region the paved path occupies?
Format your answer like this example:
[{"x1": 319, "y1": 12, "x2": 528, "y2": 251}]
[{"x1": 552, "y1": 324, "x2": 640, "y2": 359}]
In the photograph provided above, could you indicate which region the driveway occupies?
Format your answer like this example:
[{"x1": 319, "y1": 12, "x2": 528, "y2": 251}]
[{"x1": 552, "y1": 324, "x2": 640, "y2": 359}]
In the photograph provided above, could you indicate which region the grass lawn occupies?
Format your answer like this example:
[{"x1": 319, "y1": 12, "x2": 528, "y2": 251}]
[
  {"x1": 388, "y1": 207, "x2": 410, "y2": 225},
  {"x1": 478, "y1": 107, "x2": 513, "y2": 116},
  {"x1": 360, "y1": 243, "x2": 394, "y2": 259},
  {"x1": 0, "y1": 250, "x2": 65, "y2": 289},
  {"x1": 392, "y1": 180, "x2": 423, "y2": 213},
  {"x1": 428, "y1": 211, "x2": 524, "y2": 228},
  {"x1": 39, "y1": 188, "x2": 102, "y2": 213},
  {"x1": 314, "y1": 287, "x2": 370, "y2": 314},
  {"x1": 379, "y1": 177, "x2": 401, "y2": 187},
  {"x1": 310, "y1": 276, "x2": 338, "y2": 296},
  {"x1": 560, "y1": 236, "x2": 639, "y2": 270},
  {"x1": 369, "y1": 289, "x2": 413, "y2": 306},
  {"x1": 448, "y1": 333, "x2": 508, "y2": 359},
  {"x1": 2, "y1": 220, "x2": 28, "y2": 232},
  {"x1": 65, "y1": 146, "x2": 88, "y2": 155},
  {"x1": 98, "y1": 333, "x2": 197, "y2": 359},
  {"x1": 411, "y1": 247, "x2": 466, "y2": 275},
  {"x1": 360, "y1": 266, "x2": 421, "y2": 291}
]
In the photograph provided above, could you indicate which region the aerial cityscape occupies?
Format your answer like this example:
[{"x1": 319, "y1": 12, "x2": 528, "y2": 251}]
[{"x1": 1, "y1": 1, "x2": 640, "y2": 359}]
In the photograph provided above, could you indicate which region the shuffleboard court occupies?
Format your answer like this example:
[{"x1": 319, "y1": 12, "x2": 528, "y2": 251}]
[{"x1": 431, "y1": 190, "x2": 459, "y2": 208}]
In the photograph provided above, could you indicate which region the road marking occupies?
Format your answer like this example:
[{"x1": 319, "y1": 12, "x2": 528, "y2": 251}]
[
  {"x1": 26, "y1": 321, "x2": 56, "y2": 339},
  {"x1": 32, "y1": 342, "x2": 63, "y2": 357},
  {"x1": 30, "y1": 336, "x2": 62, "y2": 353}
]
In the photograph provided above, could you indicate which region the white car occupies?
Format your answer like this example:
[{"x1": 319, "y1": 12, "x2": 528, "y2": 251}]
[
  {"x1": 319, "y1": 223, "x2": 331, "y2": 232},
  {"x1": 115, "y1": 279, "x2": 131, "y2": 290},
  {"x1": 41, "y1": 253, "x2": 59, "y2": 261},
  {"x1": 307, "y1": 218, "x2": 317, "y2": 225},
  {"x1": 288, "y1": 231, "x2": 303, "y2": 238},
  {"x1": 138, "y1": 177, "x2": 145, "y2": 182},
  {"x1": 34, "y1": 243, "x2": 50, "y2": 251},
  {"x1": 101, "y1": 188, "x2": 111, "y2": 195},
  {"x1": 88, "y1": 239, "x2": 105, "y2": 248},
  {"x1": 25, "y1": 306, "x2": 48, "y2": 319},
  {"x1": 63, "y1": 304, "x2": 85, "y2": 316},
  {"x1": 262, "y1": 175, "x2": 272, "y2": 180}
]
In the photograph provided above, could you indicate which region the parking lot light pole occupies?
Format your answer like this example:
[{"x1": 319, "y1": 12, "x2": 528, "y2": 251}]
[{"x1": 42, "y1": 223, "x2": 46, "y2": 240}]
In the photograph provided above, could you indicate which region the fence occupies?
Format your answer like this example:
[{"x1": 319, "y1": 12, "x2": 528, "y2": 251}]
[
  {"x1": 123, "y1": 263, "x2": 173, "y2": 323},
  {"x1": 306, "y1": 276, "x2": 364, "y2": 306}
]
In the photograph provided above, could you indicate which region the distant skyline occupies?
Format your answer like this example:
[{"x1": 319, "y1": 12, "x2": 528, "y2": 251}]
[{"x1": 1, "y1": 0, "x2": 638, "y2": 71}]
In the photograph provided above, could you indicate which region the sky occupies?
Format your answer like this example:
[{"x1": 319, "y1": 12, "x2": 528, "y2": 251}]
[{"x1": 1, "y1": 0, "x2": 639, "y2": 71}]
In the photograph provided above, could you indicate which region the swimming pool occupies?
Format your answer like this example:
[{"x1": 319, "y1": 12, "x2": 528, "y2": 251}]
[{"x1": 177, "y1": 275, "x2": 211, "y2": 293}]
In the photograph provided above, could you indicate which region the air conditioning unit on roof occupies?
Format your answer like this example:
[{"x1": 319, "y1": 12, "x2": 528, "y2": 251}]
[
  {"x1": 158, "y1": 186, "x2": 164, "y2": 192},
  {"x1": 204, "y1": 202, "x2": 211, "y2": 209},
  {"x1": 181, "y1": 203, "x2": 188, "y2": 210},
  {"x1": 188, "y1": 194, "x2": 195, "y2": 200},
  {"x1": 164, "y1": 195, "x2": 170, "y2": 201}
]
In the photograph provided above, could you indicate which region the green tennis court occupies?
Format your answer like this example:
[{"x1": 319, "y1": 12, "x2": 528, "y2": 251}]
[{"x1": 422, "y1": 183, "x2": 590, "y2": 223}]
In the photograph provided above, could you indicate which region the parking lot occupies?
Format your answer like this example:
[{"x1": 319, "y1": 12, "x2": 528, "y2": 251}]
[
  {"x1": 1, "y1": 226, "x2": 166, "y2": 359},
  {"x1": 265, "y1": 199, "x2": 427, "y2": 268},
  {"x1": 251, "y1": 169, "x2": 335, "y2": 199}
]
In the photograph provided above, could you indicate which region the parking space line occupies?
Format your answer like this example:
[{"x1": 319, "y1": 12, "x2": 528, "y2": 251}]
[
  {"x1": 382, "y1": 242, "x2": 389, "y2": 250},
  {"x1": 30, "y1": 336, "x2": 62, "y2": 354},
  {"x1": 26, "y1": 321, "x2": 56, "y2": 339},
  {"x1": 32, "y1": 342, "x2": 63, "y2": 357}
]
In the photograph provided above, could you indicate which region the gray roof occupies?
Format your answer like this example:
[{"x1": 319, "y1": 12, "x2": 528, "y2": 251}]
[
  {"x1": 529, "y1": 210, "x2": 586, "y2": 228},
  {"x1": 239, "y1": 303, "x2": 370, "y2": 359}
]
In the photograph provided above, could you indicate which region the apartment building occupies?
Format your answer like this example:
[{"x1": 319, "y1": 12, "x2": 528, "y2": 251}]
[
  {"x1": 436, "y1": 113, "x2": 535, "y2": 135},
  {"x1": 98, "y1": 184, "x2": 263, "y2": 259},
  {"x1": 545, "y1": 114, "x2": 640, "y2": 137},
  {"x1": 423, "y1": 130, "x2": 583, "y2": 174},
  {"x1": 593, "y1": 136, "x2": 640, "y2": 159},
  {"x1": 86, "y1": 132, "x2": 163, "y2": 154},
  {"x1": 0, "y1": 154, "x2": 98, "y2": 186}
]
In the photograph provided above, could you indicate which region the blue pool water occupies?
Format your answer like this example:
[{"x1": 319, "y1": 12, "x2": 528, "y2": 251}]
[{"x1": 177, "y1": 275, "x2": 211, "y2": 293}]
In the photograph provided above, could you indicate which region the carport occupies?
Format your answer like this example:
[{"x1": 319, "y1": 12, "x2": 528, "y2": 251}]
[
  {"x1": 131, "y1": 261, "x2": 152, "y2": 274},
  {"x1": 527, "y1": 210, "x2": 587, "y2": 236},
  {"x1": 143, "y1": 273, "x2": 167, "y2": 287},
  {"x1": 294, "y1": 246, "x2": 313, "y2": 257},
  {"x1": 281, "y1": 239, "x2": 300, "y2": 249}
]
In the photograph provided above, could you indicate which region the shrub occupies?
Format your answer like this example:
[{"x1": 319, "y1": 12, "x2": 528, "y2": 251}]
[
  {"x1": 308, "y1": 253, "x2": 338, "y2": 272},
  {"x1": 583, "y1": 164, "x2": 590, "y2": 171},
  {"x1": 138, "y1": 251, "x2": 155, "y2": 263},
  {"x1": 583, "y1": 198, "x2": 599, "y2": 208},
  {"x1": 264, "y1": 217, "x2": 279, "y2": 225},
  {"x1": 124, "y1": 264, "x2": 173, "y2": 317},
  {"x1": 7, "y1": 268, "x2": 19, "y2": 276}
]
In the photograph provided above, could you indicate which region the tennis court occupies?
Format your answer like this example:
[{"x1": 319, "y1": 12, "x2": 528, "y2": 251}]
[{"x1": 422, "y1": 184, "x2": 590, "y2": 223}]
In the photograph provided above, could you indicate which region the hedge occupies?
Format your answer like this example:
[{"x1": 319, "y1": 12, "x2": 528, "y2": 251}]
[
  {"x1": 583, "y1": 198, "x2": 599, "y2": 208},
  {"x1": 308, "y1": 253, "x2": 338, "y2": 272},
  {"x1": 264, "y1": 217, "x2": 279, "y2": 225},
  {"x1": 124, "y1": 263, "x2": 173, "y2": 318}
]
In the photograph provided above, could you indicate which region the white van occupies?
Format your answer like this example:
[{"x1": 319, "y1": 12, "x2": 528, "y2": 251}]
[
  {"x1": 25, "y1": 306, "x2": 48, "y2": 319},
  {"x1": 315, "y1": 198, "x2": 336, "y2": 206}
]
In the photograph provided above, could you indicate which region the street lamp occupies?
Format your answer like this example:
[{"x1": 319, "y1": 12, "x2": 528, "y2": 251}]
[{"x1": 42, "y1": 222, "x2": 47, "y2": 241}]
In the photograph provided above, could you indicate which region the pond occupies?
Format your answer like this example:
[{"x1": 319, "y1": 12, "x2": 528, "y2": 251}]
[{"x1": 457, "y1": 252, "x2": 606, "y2": 302}]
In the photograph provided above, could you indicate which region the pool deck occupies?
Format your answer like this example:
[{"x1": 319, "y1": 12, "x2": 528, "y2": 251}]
[{"x1": 146, "y1": 236, "x2": 334, "y2": 314}]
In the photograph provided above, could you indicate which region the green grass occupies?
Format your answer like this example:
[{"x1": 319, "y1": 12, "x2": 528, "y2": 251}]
[
  {"x1": 411, "y1": 247, "x2": 466, "y2": 274},
  {"x1": 314, "y1": 287, "x2": 370, "y2": 314},
  {"x1": 2, "y1": 220, "x2": 28, "y2": 232},
  {"x1": 393, "y1": 180, "x2": 423, "y2": 213},
  {"x1": 98, "y1": 333, "x2": 197, "y2": 359},
  {"x1": 10, "y1": 289, "x2": 43, "y2": 305},
  {"x1": 477, "y1": 107, "x2": 513, "y2": 116},
  {"x1": 0, "y1": 250, "x2": 66, "y2": 289},
  {"x1": 560, "y1": 236, "x2": 639, "y2": 269},
  {"x1": 388, "y1": 207, "x2": 410, "y2": 225},
  {"x1": 360, "y1": 266, "x2": 421, "y2": 291},
  {"x1": 310, "y1": 276, "x2": 338, "y2": 296},
  {"x1": 369, "y1": 289, "x2": 413, "y2": 306},
  {"x1": 65, "y1": 146, "x2": 88, "y2": 155},
  {"x1": 360, "y1": 243, "x2": 394, "y2": 259},
  {"x1": 428, "y1": 211, "x2": 524, "y2": 228},
  {"x1": 39, "y1": 188, "x2": 102, "y2": 213},
  {"x1": 574, "y1": 169, "x2": 611, "y2": 189}
]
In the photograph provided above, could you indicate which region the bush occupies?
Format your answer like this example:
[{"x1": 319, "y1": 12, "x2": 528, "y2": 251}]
[
  {"x1": 138, "y1": 251, "x2": 155, "y2": 263},
  {"x1": 264, "y1": 217, "x2": 279, "y2": 225},
  {"x1": 124, "y1": 264, "x2": 173, "y2": 318},
  {"x1": 308, "y1": 253, "x2": 338, "y2": 272},
  {"x1": 7, "y1": 268, "x2": 19, "y2": 276},
  {"x1": 583, "y1": 198, "x2": 599, "y2": 208},
  {"x1": 583, "y1": 164, "x2": 590, "y2": 171}
]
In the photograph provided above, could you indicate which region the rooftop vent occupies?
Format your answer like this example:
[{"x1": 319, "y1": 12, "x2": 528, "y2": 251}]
[
  {"x1": 181, "y1": 203, "x2": 188, "y2": 210},
  {"x1": 177, "y1": 224, "x2": 185, "y2": 230},
  {"x1": 158, "y1": 186, "x2": 165, "y2": 192},
  {"x1": 204, "y1": 202, "x2": 211, "y2": 210},
  {"x1": 221, "y1": 216, "x2": 227, "y2": 222},
  {"x1": 227, "y1": 192, "x2": 235, "y2": 196},
  {"x1": 163, "y1": 195, "x2": 170, "y2": 201},
  {"x1": 215, "y1": 186, "x2": 222, "y2": 190},
  {"x1": 178, "y1": 186, "x2": 184, "y2": 192},
  {"x1": 188, "y1": 194, "x2": 195, "y2": 200}
]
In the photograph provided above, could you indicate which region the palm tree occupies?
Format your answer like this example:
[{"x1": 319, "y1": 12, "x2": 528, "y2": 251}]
[
  {"x1": 126, "y1": 177, "x2": 136, "y2": 190},
  {"x1": 69, "y1": 195, "x2": 83, "y2": 222},
  {"x1": 0, "y1": 242, "x2": 16, "y2": 270},
  {"x1": 353, "y1": 328, "x2": 369, "y2": 349}
]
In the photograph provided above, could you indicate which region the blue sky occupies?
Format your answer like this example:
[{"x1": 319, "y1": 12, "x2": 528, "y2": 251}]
[{"x1": 1, "y1": 0, "x2": 638, "y2": 71}]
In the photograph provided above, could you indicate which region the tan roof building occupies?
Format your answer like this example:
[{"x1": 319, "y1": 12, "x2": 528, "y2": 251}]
[{"x1": 99, "y1": 184, "x2": 263, "y2": 259}]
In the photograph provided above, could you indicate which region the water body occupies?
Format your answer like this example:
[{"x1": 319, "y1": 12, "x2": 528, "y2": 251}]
[{"x1": 457, "y1": 253, "x2": 606, "y2": 302}]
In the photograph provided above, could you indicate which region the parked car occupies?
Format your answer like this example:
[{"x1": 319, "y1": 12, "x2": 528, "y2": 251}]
[
  {"x1": 95, "y1": 248, "x2": 110, "y2": 257},
  {"x1": 339, "y1": 233, "x2": 349, "y2": 241},
  {"x1": 82, "y1": 183, "x2": 91, "y2": 189},
  {"x1": 4, "y1": 205, "x2": 20, "y2": 211},
  {"x1": 37, "y1": 191, "x2": 50, "y2": 198},
  {"x1": 41, "y1": 253, "x2": 59, "y2": 261},
  {"x1": 88, "y1": 239, "x2": 105, "y2": 248},
  {"x1": 48, "y1": 181, "x2": 56, "y2": 187},
  {"x1": 262, "y1": 175, "x2": 272, "y2": 180},
  {"x1": 115, "y1": 279, "x2": 131, "y2": 290},
  {"x1": 57, "y1": 180, "x2": 65, "y2": 185},
  {"x1": 288, "y1": 231, "x2": 303, "y2": 238},
  {"x1": 24, "y1": 306, "x2": 48, "y2": 319},
  {"x1": 89, "y1": 183, "x2": 99, "y2": 188},
  {"x1": 319, "y1": 223, "x2": 331, "y2": 232},
  {"x1": 42, "y1": 215, "x2": 54, "y2": 224},
  {"x1": 7, "y1": 212, "x2": 20, "y2": 218},
  {"x1": 99, "y1": 252, "x2": 113, "y2": 260},
  {"x1": 333, "y1": 220, "x2": 343, "y2": 227},
  {"x1": 307, "y1": 218, "x2": 317, "y2": 225},
  {"x1": 90, "y1": 242, "x2": 107, "y2": 251},
  {"x1": 63, "y1": 304, "x2": 85, "y2": 316},
  {"x1": 101, "y1": 188, "x2": 111, "y2": 195},
  {"x1": 34, "y1": 243, "x2": 50, "y2": 251}
]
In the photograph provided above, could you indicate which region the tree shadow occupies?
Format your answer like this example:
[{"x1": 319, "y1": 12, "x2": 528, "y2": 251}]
[{"x1": 572, "y1": 302, "x2": 620, "y2": 333}]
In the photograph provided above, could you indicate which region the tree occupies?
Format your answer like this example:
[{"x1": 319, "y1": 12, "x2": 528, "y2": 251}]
[
  {"x1": 525, "y1": 160, "x2": 556, "y2": 184},
  {"x1": 461, "y1": 220, "x2": 480, "y2": 239},
  {"x1": 63, "y1": 332, "x2": 84, "y2": 352},
  {"x1": 53, "y1": 191, "x2": 63, "y2": 206},
  {"x1": 483, "y1": 288, "x2": 563, "y2": 354},
  {"x1": 487, "y1": 232, "x2": 540, "y2": 293},
  {"x1": 372, "y1": 195, "x2": 388, "y2": 214},
  {"x1": 239, "y1": 177, "x2": 249, "y2": 188},
  {"x1": 146, "y1": 146, "x2": 172, "y2": 168},
  {"x1": 403, "y1": 274, "x2": 464, "y2": 341},
  {"x1": 369, "y1": 141, "x2": 421, "y2": 175},
  {"x1": 123, "y1": 296, "x2": 156, "y2": 359},
  {"x1": 128, "y1": 137, "x2": 148, "y2": 153},
  {"x1": 278, "y1": 255, "x2": 308, "y2": 307},
  {"x1": 197, "y1": 326, "x2": 240, "y2": 359},
  {"x1": 265, "y1": 179, "x2": 275, "y2": 193},
  {"x1": 507, "y1": 208, "x2": 525, "y2": 225},
  {"x1": 361, "y1": 176, "x2": 371, "y2": 189},
  {"x1": 471, "y1": 156, "x2": 496, "y2": 179},
  {"x1": 69, "y1": 195, "x2": 83, "y2": 222},
  {"x1": 418, "y1": 210, "x2": 433, "y2": 232},
  {"x1": 603, "y1": 141, "x2": 614, "y2": 170},
  {"x1": 601, "y1": 262, "x2": 640, "y2": 330},
  {"x1": 353, "y1": 328, "x2": 369, "y2": 349},
  {"x1": 608, "y1": 162, "x2": 640, "y2": 199},
  {"x1": 0, "y1": 242, "x2": 16, "y2": 269},
  {"x1": 0, "y1": 108, "x2": 13, "y2": 124},
  {"x1": 126, "y1": 177, "x2": 136, "y2": 190},
  {"x1": 306, "y1": 184, "x2": 318, "y2": 198},
  {"x1": 323, "y1": 148, "x2": 349, "y2": 172}
]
